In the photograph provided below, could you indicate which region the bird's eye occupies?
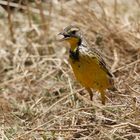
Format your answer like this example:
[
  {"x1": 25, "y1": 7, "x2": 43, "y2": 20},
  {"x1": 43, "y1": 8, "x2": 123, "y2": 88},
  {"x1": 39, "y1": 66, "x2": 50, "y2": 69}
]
[{"x1": 71, "y1": 30, "x2": 76, "y2": 34}]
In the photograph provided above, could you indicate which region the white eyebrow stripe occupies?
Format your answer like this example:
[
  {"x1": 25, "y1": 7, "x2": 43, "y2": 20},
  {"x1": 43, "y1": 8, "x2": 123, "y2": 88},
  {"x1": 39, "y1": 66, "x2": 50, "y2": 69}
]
[{"x1": 64, "y1": 25, "x2": 80, "y2": 32}]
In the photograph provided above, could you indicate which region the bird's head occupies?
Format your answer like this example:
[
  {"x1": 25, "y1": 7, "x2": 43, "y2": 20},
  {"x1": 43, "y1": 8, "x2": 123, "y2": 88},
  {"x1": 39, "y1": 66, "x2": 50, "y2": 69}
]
[{"x1": 58, "y1": 25, "x2": 82, "y2": 51}]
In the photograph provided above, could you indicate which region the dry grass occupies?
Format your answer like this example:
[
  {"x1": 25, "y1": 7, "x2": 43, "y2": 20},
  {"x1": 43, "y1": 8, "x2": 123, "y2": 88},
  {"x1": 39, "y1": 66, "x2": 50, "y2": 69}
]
[{"x1": 0, "y1": 0, "x2": 140, "y2": 139}]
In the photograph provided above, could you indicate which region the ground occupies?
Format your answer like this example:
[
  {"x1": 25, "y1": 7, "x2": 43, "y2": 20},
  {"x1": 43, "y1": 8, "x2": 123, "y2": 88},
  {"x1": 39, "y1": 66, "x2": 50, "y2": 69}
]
[{"x1": 0, "y1": 0, "x2": 140, "y2": 139}]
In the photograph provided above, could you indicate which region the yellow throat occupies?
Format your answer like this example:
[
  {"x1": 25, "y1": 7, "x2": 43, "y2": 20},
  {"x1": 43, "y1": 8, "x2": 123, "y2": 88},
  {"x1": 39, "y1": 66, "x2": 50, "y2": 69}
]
[{"x1": 65, "y1": 37, "x2": 79, "y2": 52}]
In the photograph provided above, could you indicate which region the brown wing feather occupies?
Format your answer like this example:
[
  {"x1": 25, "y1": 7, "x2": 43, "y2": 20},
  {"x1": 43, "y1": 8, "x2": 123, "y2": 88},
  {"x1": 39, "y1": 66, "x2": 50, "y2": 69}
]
[
  {"x1": 80, "y1": 44, "x2": 117, "y2": 91},
  {"x1": 88, "y1": 48, "x2": 113, "y2": 78}
]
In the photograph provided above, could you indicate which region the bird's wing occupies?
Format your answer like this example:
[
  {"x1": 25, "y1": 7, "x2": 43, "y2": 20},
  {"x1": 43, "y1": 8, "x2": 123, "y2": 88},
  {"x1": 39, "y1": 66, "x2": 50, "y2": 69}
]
[{"x1": 88, "y1": 48, "x2": 113, "y2": 78}]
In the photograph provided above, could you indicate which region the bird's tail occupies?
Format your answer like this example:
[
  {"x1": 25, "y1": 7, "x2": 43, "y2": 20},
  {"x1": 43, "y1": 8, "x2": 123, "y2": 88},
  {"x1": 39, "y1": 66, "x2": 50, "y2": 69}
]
[
  {"x1": 109, "y1": 78, "x2": 118, "y2": 92},
  {"x1": 109, "y1": 86, "x2": 118, "y2": 92}
]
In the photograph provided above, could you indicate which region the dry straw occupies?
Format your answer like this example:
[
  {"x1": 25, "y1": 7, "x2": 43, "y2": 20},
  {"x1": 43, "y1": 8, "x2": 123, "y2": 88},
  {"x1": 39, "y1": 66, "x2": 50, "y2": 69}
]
[{"x1": 0, "y1": 0, "x2": 139, "y2": 139}]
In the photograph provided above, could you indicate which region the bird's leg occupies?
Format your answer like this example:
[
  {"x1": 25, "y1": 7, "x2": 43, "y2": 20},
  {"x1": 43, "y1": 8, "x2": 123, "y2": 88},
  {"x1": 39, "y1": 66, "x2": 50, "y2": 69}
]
[
  {"x1": 86, "y1": 88, "x2": 93, "y2": 101},
  {"x1": 100, "y1": 90, "x2": 106, "y2": 105}
]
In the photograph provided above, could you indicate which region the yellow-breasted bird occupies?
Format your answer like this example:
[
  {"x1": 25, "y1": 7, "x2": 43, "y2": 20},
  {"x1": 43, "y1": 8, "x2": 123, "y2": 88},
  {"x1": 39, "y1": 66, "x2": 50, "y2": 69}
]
[{"x1": 59, "y1": 25, "x2": 115, "y2": 105}]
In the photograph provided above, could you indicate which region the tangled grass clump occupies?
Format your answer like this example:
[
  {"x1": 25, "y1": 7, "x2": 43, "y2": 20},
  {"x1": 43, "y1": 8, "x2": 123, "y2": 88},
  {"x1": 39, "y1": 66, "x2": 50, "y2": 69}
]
[{"x1": 0, "y1": 0, "x2": 140, "y2": 139}]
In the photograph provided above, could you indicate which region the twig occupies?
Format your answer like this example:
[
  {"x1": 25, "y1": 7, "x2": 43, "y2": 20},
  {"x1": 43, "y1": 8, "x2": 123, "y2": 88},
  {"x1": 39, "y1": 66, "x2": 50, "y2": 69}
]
[
  {"x1": 114, "y1": 0, "x2": 118, "y2": 22},
  {"x1": 126, "y1": 84, "x2": 140, "y2": 95},
  {"x1": 111, "y1": 48, "x2": 119, "y2": 71},
  {"x1": 35, "y1": 0, "x2": 47, "y2": 32},
  {"x1": 111, "y1": 122, "x2": 128, "y2": 128},
  {"x1": 111, "y1": 122, "x2": 140, "y2": 131},
  {"x1": 7, "y1": 0, "x2": 15, "y2": 42},
  {"x1": 15, "y1": 103, "x2": 85, "y2": 139},
  {"x1": 26, "y1": 128, "x2": 87, "y2": 132},
  {"x1": 26, "y1": 0, "x2": 32, "y2": 28},
  {"x1": 135, "y1": 0, "x2": 140, "y2": 7},
  {"x1": 0, "y1": 0, "x2": 49, "y2": 15},
  {"x1": 113, "y1": 59, "x2": 140, "y2": 72},
  {"x1": 128, "y1": 122, "x2": 140, "y2": 130},
  {"x1": 30, "y1": 97, "x2": 44, "y2": 109},
  {"x1": 96, "y1": 0, "x2": 107, "y2": 22},
  {"x1": 31, "y1": 91, "x2": 77, "y2": 122}
]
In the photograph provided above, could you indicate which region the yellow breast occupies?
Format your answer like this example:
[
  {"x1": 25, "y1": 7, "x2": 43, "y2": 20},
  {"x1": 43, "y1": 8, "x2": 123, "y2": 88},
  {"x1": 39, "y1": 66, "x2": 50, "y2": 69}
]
[{"x1": 69, "y1": 54, "x2": 111, "y2": 91}]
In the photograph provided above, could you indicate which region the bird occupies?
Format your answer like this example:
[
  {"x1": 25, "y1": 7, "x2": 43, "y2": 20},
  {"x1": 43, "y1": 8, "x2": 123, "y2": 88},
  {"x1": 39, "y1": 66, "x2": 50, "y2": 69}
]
[{"x1": 58, "y1": 25, "x2": 116, "y2": 105}]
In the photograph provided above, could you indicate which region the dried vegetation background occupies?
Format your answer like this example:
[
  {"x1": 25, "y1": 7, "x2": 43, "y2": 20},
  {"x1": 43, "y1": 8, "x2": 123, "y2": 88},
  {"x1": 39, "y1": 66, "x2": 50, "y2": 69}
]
[{"x1": 0, "y1": 0, "x2": 140, "y2": 139}]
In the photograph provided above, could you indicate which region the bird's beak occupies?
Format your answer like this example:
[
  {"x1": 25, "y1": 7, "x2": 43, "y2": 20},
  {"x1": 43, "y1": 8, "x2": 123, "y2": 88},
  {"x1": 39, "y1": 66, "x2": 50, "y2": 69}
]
[{"x1": 57, "y1": 32, "x2": 70, "y2": 41}]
